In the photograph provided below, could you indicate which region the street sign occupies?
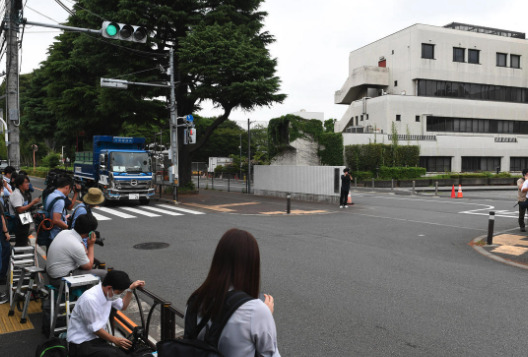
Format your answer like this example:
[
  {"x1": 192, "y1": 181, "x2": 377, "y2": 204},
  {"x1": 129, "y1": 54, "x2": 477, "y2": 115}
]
[
  {"x1": 186, "y1": 114, "x2": 194, "y2": 122},
  {"x1": 100, "y1": 78, "x2": 128, "y2": 89}
]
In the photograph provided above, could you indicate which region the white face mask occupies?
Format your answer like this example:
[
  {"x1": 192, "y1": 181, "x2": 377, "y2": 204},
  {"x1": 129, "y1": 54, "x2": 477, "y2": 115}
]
[{"x1": 105, "y1": 290, "x2": 121, "y2": 302}]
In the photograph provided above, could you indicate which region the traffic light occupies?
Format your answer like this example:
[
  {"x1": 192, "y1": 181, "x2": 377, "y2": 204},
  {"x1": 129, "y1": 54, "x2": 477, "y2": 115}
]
[
  {"x1": 184, "y1": 128, "x2": 196, "y2": 145},
  {"x1": 101, "y1": 21, "x2": 147, "y2": 43}
]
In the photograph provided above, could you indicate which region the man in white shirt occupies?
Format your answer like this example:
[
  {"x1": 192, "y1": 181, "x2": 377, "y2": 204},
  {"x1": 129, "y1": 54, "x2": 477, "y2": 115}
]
[
  {"x1": 67, "y1": 270, "x2": 145, "y2": 357},
  {"x1": 46, "y1": 214, "x2": 105, "y2": 287}
]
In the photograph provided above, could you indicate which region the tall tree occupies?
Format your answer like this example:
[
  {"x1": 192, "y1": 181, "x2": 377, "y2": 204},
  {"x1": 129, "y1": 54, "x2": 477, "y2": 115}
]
[{"x1": 21, "y1": 0, "x2": 285, "y2": 186}]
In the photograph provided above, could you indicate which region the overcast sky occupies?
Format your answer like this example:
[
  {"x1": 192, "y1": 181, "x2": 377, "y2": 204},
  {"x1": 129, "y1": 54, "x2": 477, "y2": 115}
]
[{"x1": 15, "y1": 0, "x2": 528, "y2": 126}]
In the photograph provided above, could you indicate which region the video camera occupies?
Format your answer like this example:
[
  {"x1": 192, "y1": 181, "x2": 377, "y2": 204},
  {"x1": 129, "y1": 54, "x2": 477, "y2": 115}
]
[
  {"x1": 93, "y1": 230, "x2": 105, "y2": 247},
  {"x1": 43, "y1": 169, "x2": 87, "y2": 199}
]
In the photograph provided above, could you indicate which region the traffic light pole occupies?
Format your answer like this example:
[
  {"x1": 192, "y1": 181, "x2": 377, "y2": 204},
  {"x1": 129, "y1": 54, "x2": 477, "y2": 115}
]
[
  {"x1": 169, "y1": 48, "x2": 179, "y2": 201},
  {"x1": 101, "y1": 49, "x2": 182, "y2": 202}
]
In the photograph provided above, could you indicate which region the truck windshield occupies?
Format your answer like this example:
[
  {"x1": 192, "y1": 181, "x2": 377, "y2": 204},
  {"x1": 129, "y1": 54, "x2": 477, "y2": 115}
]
[{"x1": 110, "y1": 152, "x2": 151, "y2": 173}]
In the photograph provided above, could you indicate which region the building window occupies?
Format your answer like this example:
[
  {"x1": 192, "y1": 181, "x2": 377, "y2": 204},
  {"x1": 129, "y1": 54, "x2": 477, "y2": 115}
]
[
  {"x1": 453, "y1": 47, "x2": 465, "y2": 62},
  {"x1": 417, "y1": 79, "x2": 528, "y2": 104},
  {"x1": 468, "y1": 49, "x2": 480, "y2": 64},
  {"x1": 497, "y1": 53, "x2": 507, "y2": 67},
  {"x1": 360, "y1": 115, "x2": 364, "y2": 121},
  {"x1": 421, "y1": 43, "x2": 434, "y2": 59},
  {"x1": 462, "y1": 157, "x2": 500, "y2": 172},
  {"x1": 419, "y1": 157, "x2": 451, "y2": 172},
  {"x1": 396, "y1": 115, "x2": 401, "y2": 121},
  {"x1": 426, "y1": 116, "x2": 528, "y2": 134},
  {"x1": 511, "y1": 54, "x2": 521, "y2": 69},
  {"x1": 415, "y1": 115, "x2": 420, "y2": 122},
  {"x1": 394, "y1": 80, "x2": 398, "y2": 86},
  {"x1": 366, "y1": 114, "x2": 369, "y2": 120},
  {"x1": 511, "y1": 157, "x2": 528, "y2": 172}
]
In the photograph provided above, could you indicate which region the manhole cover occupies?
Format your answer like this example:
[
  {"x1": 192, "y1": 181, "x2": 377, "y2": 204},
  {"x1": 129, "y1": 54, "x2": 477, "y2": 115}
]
[{"x1": 133, "y1": 242, "x2": 170, "y2": 250}]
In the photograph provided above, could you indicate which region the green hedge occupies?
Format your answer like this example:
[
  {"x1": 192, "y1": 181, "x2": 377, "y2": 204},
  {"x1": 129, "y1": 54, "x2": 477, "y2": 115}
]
[
  {"x1": 345, "y1": 143, "x2": 420, "y2": 173},
  {"x1": 318, "y1": 132, "x2": 343, "y2": 166},
  {"x1": 379, "y1": 166, "x2": 426, "y2": 180}
]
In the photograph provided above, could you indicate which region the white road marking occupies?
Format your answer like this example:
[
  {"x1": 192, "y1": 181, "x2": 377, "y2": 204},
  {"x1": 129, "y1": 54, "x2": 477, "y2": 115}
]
[
  {"x1": 156, "y1": 204, "x2": 204, "y2": 214},
  {"x1": 95, "y1": 207, "x2": 136, "y2": 218},
  {"x1": 91, "y1": 212, "x2": 112, "y2": 221},
  {"x1": 120, "y1": 207, "x2": 161, "y2": 217},
  {"x1": 142, "y1": 206, "x2": 183, "y2": 216},
  {"x1": 459, "y1": 206, "x2": 518, "y2": 218}
]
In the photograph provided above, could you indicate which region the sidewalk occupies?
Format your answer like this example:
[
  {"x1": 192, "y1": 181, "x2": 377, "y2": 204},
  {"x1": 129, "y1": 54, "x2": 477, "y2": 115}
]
[
  {"x1": 153, "y1": 188, "x2": 339, "y2": 215},
  {"x1": 472, "y1": 232, "x2": 528, "y2": 270}
]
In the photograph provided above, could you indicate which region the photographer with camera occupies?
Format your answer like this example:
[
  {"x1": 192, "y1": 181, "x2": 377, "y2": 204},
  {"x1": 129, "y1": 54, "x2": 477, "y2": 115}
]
[{"x1": 46, "y1": 214, "x2": 106, "y2": 288}]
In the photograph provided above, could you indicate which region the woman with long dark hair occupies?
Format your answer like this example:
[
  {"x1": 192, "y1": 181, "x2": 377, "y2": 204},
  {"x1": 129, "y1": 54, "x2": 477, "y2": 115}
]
[{"x1": 186, "y1": 228, "x2": 280, "y2": 357}]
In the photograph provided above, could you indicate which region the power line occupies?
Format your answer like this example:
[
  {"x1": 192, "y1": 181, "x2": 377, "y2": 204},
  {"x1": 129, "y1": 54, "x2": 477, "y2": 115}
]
[
  {"x1": 54, "y1": 0, "x2": 74, "y2": 16},
  {"x1": 25, "y1": 5, "x2": 61, "y2": 23}
]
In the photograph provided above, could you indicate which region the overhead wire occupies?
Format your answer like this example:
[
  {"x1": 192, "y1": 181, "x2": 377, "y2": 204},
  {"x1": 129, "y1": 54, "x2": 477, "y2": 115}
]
[{"x1": 54, "y1": 0, "x2": 73, "y2": 16}]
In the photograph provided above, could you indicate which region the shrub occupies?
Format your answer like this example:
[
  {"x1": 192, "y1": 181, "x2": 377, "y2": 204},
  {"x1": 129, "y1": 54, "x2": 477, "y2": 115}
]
[
  {"x1": 379, "y1": 166, "x2": 426, "y2": 180},
  {"x1": 41, "y1": 153, "x2": 61, "y2": 168}
]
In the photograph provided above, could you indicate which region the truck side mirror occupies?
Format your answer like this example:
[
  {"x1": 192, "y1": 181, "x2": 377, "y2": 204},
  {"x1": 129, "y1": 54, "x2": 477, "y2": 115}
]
[{"x1": 99, "y1": 154, "x2": 107, "y2": 170}]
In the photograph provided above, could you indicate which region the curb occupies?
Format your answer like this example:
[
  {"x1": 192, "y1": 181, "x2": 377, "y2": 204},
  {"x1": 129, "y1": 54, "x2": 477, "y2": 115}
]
[{"x1": 471, "y1": 235, "x2": 528, "y2": 270}]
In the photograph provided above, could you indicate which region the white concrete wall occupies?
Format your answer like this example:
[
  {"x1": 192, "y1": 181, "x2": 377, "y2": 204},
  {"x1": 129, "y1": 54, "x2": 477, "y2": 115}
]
[
  {"x1": 270, "y1": 138, "x2": 320, "y2": 166},
  {"x1": 254, "y1": 165, "x2": 344, "y2": 201}
]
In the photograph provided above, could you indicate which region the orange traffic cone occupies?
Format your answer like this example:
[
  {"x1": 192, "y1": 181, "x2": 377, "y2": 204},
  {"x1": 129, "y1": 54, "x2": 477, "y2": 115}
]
[
  {"x1": 347, "y1": 193, "x2": 353, "y2": 205},
  {"x1": 457, "y1": 184, "x2": 463, "y2": 198},
  {"x1": 451, "y1": 185, "x2": 456, "y2": 198}
]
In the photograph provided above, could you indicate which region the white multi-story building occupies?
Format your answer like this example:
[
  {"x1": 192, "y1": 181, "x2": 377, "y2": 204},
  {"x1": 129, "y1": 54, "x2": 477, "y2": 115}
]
[{"x1": 335, "y1": 22, "x2": 528, "y2": 173}]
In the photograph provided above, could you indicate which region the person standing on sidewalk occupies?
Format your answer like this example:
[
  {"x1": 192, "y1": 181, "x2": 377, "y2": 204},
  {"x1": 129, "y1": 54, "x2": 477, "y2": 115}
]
[
  {"x1": 518, "y1": 169, "x2": 528, "y2": 232},
  {"x1": 340, "y1": 168, "x2": 353, "y2": 208}
]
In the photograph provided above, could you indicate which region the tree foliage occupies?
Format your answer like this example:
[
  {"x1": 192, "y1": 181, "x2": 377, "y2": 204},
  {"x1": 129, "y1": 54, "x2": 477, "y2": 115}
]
[{"x1": 17, "y1": 0, "x2": 285, "y2": 184}]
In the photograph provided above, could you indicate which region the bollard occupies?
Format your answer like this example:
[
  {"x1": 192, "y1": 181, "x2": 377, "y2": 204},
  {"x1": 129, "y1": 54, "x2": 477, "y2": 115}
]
[
  {"x1": 487, "y1": 211, "x2": 495, "y2": 245},
  {"x1": 372, "y1": 178, "x2": 375, "y2": 188},
  {"x1": 354, "y1": 177, "x2": 357, "y2": 188},
  {"x1": 197, "y1": 174, "x2": 200, "y2": 189},
  {"x1": 212, "y1": 175, "x2": 214, "y2": 190},
  {"x1": 286, "y1": 193, "x2": 291, "y2": 214},
  {"x1": 391, "y1": 179, "x2": 394, "y2": 192},
  {"x1": 435, "y1": 181, "x2": 438, "y2": 196},
  {"x1": 412, "y1": 180, "x2": 416, "y2": 195},
  {"x1": 228, "y1": 177, "x2": 230, "y2": 192}
]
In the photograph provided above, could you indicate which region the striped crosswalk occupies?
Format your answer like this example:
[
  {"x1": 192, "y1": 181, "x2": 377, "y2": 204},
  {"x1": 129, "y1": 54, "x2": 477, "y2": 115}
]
[{"x1": 89, "y1": 204, "x2": 204, "y2": 222}]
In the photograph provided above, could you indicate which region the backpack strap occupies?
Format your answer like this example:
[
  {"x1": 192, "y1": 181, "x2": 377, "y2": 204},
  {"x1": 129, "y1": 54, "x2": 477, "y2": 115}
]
[
  {"x1": 204, "y1": 290, "x2": 253, "y2": 348},
  {"x1": 45, "y1": 196, "x2": 65, "y2": 216}
]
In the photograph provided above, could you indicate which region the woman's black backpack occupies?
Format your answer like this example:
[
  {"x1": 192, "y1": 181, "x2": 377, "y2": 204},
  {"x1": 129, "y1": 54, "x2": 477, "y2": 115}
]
[{"x1": 156, "y1": 290, "x2": 253, "y2": 357}]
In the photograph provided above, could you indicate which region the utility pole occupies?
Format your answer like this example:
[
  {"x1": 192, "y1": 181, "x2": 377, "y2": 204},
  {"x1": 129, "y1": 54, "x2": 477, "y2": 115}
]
[
  {"x1": 247, "y1": 118, "x2": 251, "y2": 194},
  {"x1": 6, "y1": 0, "x2": 21, "y2": 168},
  {"x1": 239, "y1": 133, "x2": 242, "y2": 180}
]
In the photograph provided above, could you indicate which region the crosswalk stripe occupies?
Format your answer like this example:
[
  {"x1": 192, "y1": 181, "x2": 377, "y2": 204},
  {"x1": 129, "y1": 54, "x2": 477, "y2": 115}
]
[
  {"x1": 142, "y1": 206, "x2": 183, "y2": 216},
  {"x1": 91, "y1": 212, "x2": 112, "y2": 221},
  {"x1": 95, "y1": 207, "x2": 136, "y2": 218},
  {"x1": 120, "y1": 207, "x2": 161, "y2": 217},
  {"x1": 156, "y1": 204, "x2": 204, "y2": 215}
]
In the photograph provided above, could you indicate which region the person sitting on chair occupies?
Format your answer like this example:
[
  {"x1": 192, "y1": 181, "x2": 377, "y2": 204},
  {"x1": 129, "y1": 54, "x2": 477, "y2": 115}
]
[
  {"x1": 46, "y1": 214, "x2": 106, "y2": 288},
  {"x1": 67, "y1": 270, "x2": 145, "y2": 357}
]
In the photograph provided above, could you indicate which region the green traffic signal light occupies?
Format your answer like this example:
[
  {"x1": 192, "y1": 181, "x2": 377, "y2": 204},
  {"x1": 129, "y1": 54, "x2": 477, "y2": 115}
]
[{"x1": 105, "y1": 22, "x2": 119, "y2": 37}]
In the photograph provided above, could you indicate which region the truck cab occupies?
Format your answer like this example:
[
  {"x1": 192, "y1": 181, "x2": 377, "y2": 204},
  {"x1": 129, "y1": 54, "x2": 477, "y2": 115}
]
[{"x1": 74, "y1": 136, "x2": 155, "y2": 204}]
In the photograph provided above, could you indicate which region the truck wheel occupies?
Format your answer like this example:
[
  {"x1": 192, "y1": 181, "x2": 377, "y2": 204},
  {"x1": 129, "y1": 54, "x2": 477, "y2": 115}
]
[{"x1": 139, "y1": 198, "x2": 150, "y2": 206}]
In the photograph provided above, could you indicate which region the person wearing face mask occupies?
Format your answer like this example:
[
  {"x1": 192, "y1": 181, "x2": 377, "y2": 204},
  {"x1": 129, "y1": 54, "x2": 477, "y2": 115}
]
[
  {"x1": 67, "y1": 270, "x2": 145, "y2": 357},
  {"x1": 46, "y1": 214, "x2": 106, "y2": 288}
]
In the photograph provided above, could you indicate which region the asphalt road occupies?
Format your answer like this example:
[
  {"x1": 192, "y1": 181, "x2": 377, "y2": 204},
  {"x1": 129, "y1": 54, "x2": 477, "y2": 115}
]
[{"x1": 27, "y1": 178, "x2": 528, "y2": 356}]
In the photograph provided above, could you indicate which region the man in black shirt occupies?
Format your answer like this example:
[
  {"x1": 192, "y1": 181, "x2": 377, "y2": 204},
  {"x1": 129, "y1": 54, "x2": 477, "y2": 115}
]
[{"x1": 340, "y1": 168, "x2": 353, "y2": 208}]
